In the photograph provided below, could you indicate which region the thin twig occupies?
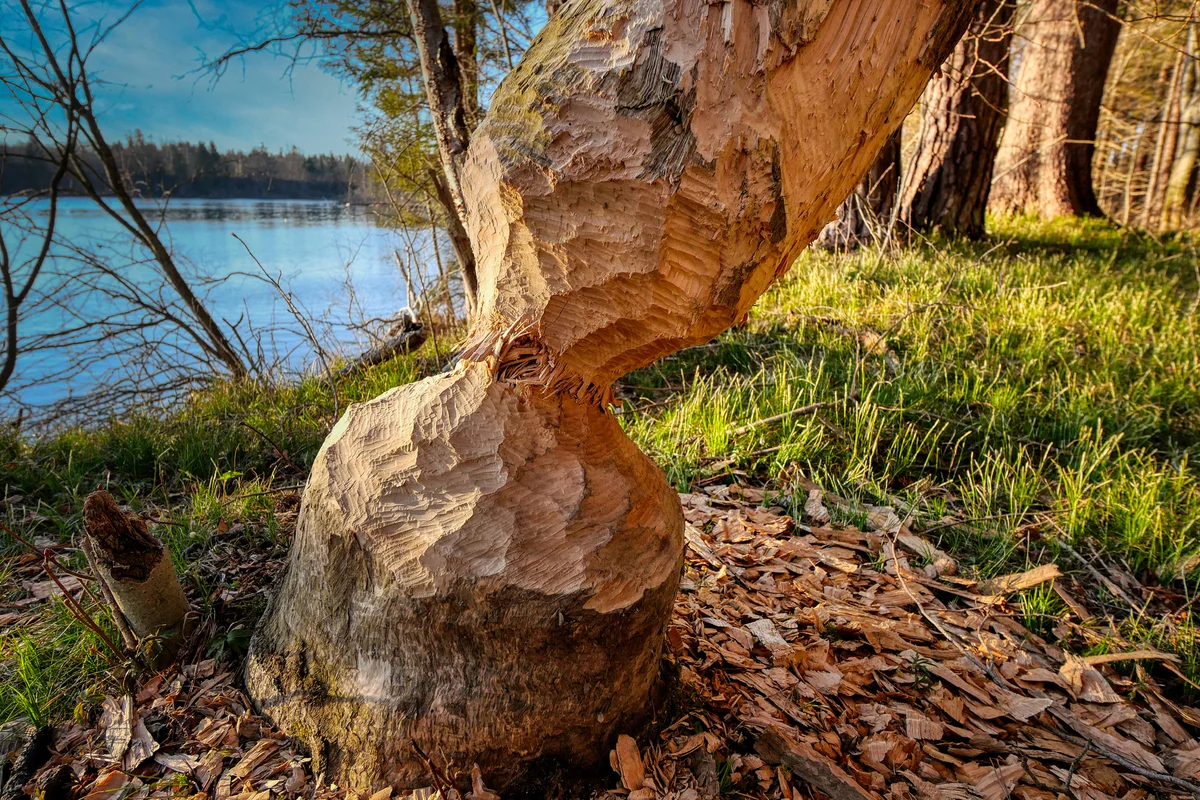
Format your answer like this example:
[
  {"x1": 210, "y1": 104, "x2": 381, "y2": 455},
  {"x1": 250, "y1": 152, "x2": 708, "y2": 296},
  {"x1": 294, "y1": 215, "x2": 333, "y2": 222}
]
[
  {"x1": 238, "y1": 419, "x2": 308, "y2": 477},
  {"x1": 219, "y1": 484, "x2": 307, "y2": 506},
  {"x1": 1063, "y1": 739, "x2": 1089, "y2": 800},
  {"x1": 1, "y1": 521, "x2": 132, "y2": 661},
  {"x1": 1045, "y1": 520, "x2": 1141, "y2": 609},
  {"x1": 232, "y1": 233, "x2": 340, "y2": 419}
]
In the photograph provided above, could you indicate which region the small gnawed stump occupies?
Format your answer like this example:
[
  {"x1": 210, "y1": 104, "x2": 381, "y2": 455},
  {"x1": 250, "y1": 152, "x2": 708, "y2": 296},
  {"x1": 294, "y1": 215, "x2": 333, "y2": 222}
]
[
  {"x1": 245, "y1": 361, "x2": 684, "y2": 791},
  {"x1": 83, "y1": 490, "x2": 190, "y2": 664}
]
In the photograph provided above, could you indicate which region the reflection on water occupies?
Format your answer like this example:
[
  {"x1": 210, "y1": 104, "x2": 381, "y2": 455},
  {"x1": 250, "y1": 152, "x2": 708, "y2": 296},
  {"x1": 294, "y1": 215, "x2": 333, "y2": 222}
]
[{"x1": 4, "y1": 198, "x2": 420, "y2": 412}]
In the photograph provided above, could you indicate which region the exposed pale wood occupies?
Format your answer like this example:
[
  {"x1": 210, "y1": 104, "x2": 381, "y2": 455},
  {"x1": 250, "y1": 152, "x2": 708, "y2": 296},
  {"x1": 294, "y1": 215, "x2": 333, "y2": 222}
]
[
  {"x1": 460, "y1": 0, "x2": 976, "y2": 399},
  {"x1": 247, "y1": 360, "x2": 683, "y2": 790},
  {"x1": 975, "y1": 563, "x2": 1061, "y2": 596}
]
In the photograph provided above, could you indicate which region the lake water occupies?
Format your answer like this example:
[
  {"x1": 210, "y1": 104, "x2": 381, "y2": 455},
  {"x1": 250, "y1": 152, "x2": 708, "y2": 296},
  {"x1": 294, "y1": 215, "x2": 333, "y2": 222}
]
[{"x1": 2, "y1": 198, "x2": 428, "y2": 414}]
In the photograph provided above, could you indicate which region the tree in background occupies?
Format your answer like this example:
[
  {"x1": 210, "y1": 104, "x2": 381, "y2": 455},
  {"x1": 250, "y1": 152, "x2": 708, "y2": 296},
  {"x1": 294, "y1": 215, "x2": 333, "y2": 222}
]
[
  {"x1": 1160, "y1": 21, "x2": 1200, "y2": 228},
  {"x1": 210, "y1": 0, "x2": 543, "y2": 321},
  {"x1": 816, "y1": 131, "x2": 902, "y2": 251},
  {"x1": 1076, "y1": 4, "x2": 1199, "y2": 228},
  {"x1": 900, "y1": 0, "x2": 1015, "y2": 238},
  {"x1": 0, "y1": 134, "x2": 370, "y2": 199},
  {"x1": 990, "y1": 0, "x2": 1121, "y2": 219}
]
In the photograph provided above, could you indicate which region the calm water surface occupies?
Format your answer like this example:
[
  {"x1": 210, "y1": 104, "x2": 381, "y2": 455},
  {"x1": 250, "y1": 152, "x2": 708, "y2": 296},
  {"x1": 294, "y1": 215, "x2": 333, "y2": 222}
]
[{"x1": 6, "y1": 198, "x2": 419, "y2": 411}]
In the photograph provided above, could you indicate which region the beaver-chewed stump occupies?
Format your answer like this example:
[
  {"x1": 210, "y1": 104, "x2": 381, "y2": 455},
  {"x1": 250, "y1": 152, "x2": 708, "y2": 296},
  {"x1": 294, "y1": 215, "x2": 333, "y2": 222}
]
[
  {"x1": 245, "y1": 0, "x2": 976, "y2": 791},
  {"x1": 84, "y1": 490, "x2": 190, "y2": 664},
  {"x1": 246, "y1": 362, "x2": 683, "y2": 789}
]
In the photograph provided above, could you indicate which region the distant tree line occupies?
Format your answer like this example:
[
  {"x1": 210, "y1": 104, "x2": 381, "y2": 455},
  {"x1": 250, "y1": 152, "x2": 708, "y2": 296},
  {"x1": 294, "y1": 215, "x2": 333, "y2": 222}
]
[{"x1": 0, "y1": 132, "x2": 374, "y2": 200}]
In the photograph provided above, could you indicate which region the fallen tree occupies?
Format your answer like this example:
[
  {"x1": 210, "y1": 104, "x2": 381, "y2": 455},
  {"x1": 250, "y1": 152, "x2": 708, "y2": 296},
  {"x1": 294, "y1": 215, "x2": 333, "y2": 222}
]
[{"x1": 245, "y1": 0, "x2": 978, "y2": 792}]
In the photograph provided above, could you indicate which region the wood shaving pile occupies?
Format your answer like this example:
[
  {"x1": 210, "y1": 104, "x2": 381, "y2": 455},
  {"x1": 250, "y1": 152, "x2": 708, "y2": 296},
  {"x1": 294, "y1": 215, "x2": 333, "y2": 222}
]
[
  {"x1": 602, "y1": 486, "x2": 1200, "y2": 800},
  {"x1": 6, "y1": 485, "x2": 1200, "y2": 800}
]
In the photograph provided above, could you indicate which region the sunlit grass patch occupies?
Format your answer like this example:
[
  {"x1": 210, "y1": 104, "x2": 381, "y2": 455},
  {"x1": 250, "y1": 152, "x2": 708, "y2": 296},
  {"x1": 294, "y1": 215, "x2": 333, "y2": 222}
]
[
  {"x1": 621, "y1": 217, "x2": 1200, "y2": 590},
  {"x1": 0, "y1": 599, "x2": 117, "y2": 728}
]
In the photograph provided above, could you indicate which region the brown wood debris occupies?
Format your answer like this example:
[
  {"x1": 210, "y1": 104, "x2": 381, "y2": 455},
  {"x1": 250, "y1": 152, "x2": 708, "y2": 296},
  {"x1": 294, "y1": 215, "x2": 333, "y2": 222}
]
[
  {"x1": 596, "y1": 487, "x2": 1200, "y2": 800},
  {"x1": 11, "y1": 484, "x2": 1200, "y2": 800}
]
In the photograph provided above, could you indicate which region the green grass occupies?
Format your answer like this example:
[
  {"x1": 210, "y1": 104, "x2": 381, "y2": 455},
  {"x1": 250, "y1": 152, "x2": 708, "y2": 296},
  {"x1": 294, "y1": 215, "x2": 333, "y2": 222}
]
[
  {"x1": 3, "y1": 216, "x2": 1200, "y2": 725},
  {"x1": 622, "y1": 217, "x2": 1200, "y2": 583}
]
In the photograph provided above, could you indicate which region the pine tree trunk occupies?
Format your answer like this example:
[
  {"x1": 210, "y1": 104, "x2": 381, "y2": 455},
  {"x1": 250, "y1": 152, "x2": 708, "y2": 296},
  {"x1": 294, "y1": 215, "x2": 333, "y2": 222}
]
[
  {"x1": 900, "y1": 0, "x2": 1015, "y2": 238},
  {"x1": 245, "y1": 0, "x2": 978, "y2": 793},
  {"x1": 817, "y1": 130, "x2": 902, "y2": 251},
  {"x1": 989, "y1": 0, "x2": 1121, "y2": 219}
]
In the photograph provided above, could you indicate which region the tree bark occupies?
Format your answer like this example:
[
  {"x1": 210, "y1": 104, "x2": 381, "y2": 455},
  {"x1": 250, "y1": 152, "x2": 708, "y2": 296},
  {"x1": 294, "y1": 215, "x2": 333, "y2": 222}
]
[
  {"x1": 246, "y1": 0, "x2": 978, "y2": 793},
  {"x1": 817, "y1": 130, "x2": 902, "y2": 251},
  {"x1": 989, "y1": 0, "x2": 1121, "y2": 219},
  {"x1": 453, "y1": 0, "x2": 481, "y2": 127},
  {"x1": 900, "y1": 0, "x2": 1015, "y2": 238},
  {"x1": 1143, "y1": 51, "x2": 1185, "y2": 228},
  {"x1": 1162, "y1": 23, "x2": 1200, "y2": 230}
]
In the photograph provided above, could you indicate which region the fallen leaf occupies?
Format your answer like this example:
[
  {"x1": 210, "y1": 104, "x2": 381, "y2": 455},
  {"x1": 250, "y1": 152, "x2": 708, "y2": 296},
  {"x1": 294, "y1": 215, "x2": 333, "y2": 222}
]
[
  {"x1": 100, "y1": 696, "x2": 133, "y2": 764},
  {"x1": 154, "y1": 752, "x2": 201, "y2": 774},
  {"x1": 81, "y1": 768, "x2": 131, "y2": 800},
  {"x1": 123, "y1": 713, "x2": 159, "y2": 770},
  {"x1": 1060, "y1": 656, "x2": 1123, "y2": 704},
  {"x1": 230, "y1": 738, "x2": 280, "y2": 779}
]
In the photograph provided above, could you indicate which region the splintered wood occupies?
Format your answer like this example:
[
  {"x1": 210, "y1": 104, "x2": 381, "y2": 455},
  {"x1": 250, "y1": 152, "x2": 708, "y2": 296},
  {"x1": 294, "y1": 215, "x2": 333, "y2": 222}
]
[{"x1": 12, "y1": 485, "x2": 1200, "y2": 800}]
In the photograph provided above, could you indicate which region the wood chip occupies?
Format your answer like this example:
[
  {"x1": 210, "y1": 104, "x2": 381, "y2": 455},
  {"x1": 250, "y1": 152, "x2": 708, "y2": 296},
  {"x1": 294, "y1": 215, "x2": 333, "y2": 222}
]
[
  {"x1": 975, "y1": 564, "x2": 1061, "y2": 596},
  {"x1": 756, "y1": 728, "x2": 876, "y2": 800},
  {"x1": 615, "y1": 734, "x2": 645, "y2": 791}
]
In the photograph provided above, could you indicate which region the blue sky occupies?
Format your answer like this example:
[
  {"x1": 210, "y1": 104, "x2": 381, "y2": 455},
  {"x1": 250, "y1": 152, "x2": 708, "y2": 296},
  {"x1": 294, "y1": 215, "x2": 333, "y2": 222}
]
[{"x1": 15, "y1": 0, "x2": 363, "y2": 154}]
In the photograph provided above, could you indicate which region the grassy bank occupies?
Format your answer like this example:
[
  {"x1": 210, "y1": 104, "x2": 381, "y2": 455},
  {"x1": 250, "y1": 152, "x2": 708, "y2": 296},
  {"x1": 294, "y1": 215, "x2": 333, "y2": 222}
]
[{"x1": 3, "y1": 217, "x2": 1199, "y2": 728}]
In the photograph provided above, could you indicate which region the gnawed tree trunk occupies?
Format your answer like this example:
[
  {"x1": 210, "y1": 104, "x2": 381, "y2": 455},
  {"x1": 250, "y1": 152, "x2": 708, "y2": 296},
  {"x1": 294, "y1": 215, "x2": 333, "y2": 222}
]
[
  {"x1": 989, "y1": 0, "x2": 1120, "y2": 219},
  {"x1": 817, "y1": 130, "x2": 902, "y2": 251},
  {"x1": 900, "y1": 0, "x2": 1015, "y2": 238},
  {"x1": 245, "y1": 0, "x2": 977, "y2": 792}
]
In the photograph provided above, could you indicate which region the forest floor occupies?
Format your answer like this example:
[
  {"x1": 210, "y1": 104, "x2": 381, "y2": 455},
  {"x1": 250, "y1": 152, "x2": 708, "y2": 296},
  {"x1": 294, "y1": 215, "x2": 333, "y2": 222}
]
[{"x1": 2, "y1": 216, "x2": 1200, "y2": 798}]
